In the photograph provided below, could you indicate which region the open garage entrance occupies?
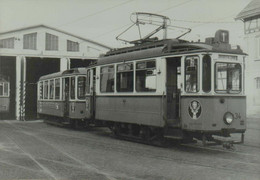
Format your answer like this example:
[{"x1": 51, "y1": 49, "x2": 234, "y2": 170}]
[
  {"x1": 70, "y1": 59, "x2": 95, "y2": 69},
  {"x1": 0, "y1": 56, "x2": 16, "y2": 120},
  {"x1": 25, "y1": 57, "x2": 60, "y2": 120}
]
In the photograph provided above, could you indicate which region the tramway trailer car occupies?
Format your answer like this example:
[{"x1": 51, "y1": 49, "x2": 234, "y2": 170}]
[
  {"x1": 0, "y1": 75, "x2": 10, "y2": 113},
  {"x1": 37, "y1": 30, "x2": 246, "y2": 146},
  {"x1": 37, "y1": 68, "x2": 89, "y2": 127}
]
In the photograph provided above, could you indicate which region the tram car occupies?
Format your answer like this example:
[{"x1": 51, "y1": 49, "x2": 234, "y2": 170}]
[
  {"x1": 0, "y1": 75, "x2": 10, "y2": 113},
  {"x1": 37, "y1": 68, "x2": 89, "y2": 127},
  {"x1": 37, "y1": 13, "x2": 246, "y2": 146}
]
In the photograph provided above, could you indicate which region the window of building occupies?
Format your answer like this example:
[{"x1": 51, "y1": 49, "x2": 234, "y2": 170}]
[
  {"x1": 55, "y1": 79, "x2": 60, "y2": 100},
  {"x1": 23, "y1": 32, "x2": 37, "y2": 50},
  {"x1": 67, "y1": 40, "x2": 79, "y2": 52},
  {"x1": 100, "y1": 65, "x2": 114, "y2": 93},
  {"x1": 245, "y1": 17, "x2": 260, "y2": 34},
  {"x1": 215, "y1": 63, "x2": 241, "y2": 93},
  {"x1": 256, "y1": 77, "x2": 260, "y2": 89},
  {"x1": 49, "y1": 79, "x2": 54, "y2": 99},
  {"x1": 0, "y1": 37, "x2": 14, "y2": 49},
  {"x1": 136, "y1": 60, "x2": 156, "y2": 92},
  {"x1": 70, "y1": 77, "x2": 75, "y2": 99},
  {"x1": 117, "y1": 63, "x2": 133, "y2": 92},
  {"x1": 78, "y1": 76, "x2": 86, "y2": 99},
  {"x1": 185, "y1": 56, "x2": 199, "y2": 93},
  {"x1": 45, "y1": 33, "x2": 58, "y2": 51},
  {"x1": 202, "y1": 55, "x2": 211, "y2": 92},
  {"x1": 44, "y1": 81, "x2": 49, "y2": 99},
  {"x1": 39, "y1": 81, "x2": 43, "y2": 100}
]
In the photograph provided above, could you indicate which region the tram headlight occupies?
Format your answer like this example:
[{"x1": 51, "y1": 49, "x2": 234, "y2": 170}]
[{"x1": 223, "y1": 112, "x2": 234, "y2": 125}]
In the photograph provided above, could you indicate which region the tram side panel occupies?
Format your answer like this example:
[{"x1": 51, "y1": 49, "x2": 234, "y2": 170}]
[
  {"x1": 0, "y1": 97, "x2": 10, "y2": 112},
  {"x1": 37, "y1": 101, "x2": 64, "y2": 117},
  {"x1": 95, "y1": 96, "x2": 165, "y2": 127}
]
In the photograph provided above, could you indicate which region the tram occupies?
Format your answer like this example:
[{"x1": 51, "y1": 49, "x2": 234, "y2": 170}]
[
  {"x1": 37, "y1": 68, "x2": 90, "y2": 127},
  {"x1": 0, "y1": 75, "x2": 10, "y2": 113},
  {"x1": 37, "y1": 13, "x2": 246, "y2": 146}
]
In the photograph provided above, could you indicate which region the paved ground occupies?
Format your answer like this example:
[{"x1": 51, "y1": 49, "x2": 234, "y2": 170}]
[{"x1": 0, "y1": 118, "x2": 259, "y2": 180}]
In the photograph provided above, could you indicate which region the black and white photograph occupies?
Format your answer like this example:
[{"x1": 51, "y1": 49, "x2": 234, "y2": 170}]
[{"x1": 0, "y1": 0, "x2": 259, "y2": 179}]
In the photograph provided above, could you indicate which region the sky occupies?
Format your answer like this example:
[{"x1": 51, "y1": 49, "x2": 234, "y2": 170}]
[{"x1": 0, "y1": 0, "x2": 251, "y2": 49}]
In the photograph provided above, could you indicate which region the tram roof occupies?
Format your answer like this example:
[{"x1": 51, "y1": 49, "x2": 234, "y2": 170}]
[
  {"x1": 96, "y1": 38, "x2": 246, "y2": 66},
  {"x1": 39, "y1": 68, "x2": 88, "y2": 81}
]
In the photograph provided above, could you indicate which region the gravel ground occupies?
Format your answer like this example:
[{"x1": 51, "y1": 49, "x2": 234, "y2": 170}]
[{"x1": 0, "y1": 118, "x2": 259, "y2": 180}]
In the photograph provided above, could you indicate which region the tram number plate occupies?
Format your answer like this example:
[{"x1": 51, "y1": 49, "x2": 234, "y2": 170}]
[{"x1": 234, "y1": 113, "x2": 241, "y2": 120}]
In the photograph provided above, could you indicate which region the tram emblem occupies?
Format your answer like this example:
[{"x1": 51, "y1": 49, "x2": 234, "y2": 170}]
[{"x1": 188, "y1": 100, "x2": 201, "y2": 119}]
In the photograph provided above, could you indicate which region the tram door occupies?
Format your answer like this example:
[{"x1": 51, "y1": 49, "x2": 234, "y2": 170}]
[
  {"x1": 85, "y1": 69, "x2": 95, "y2": 119},
  {"x1": 63, "y1": 77, "x2": 70, "y2": 117},
  {"x1": 166, "y1": 58, "x2": 181, "y2": 125}
]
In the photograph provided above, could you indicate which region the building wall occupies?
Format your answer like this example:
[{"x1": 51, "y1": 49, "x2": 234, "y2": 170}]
[
  {"x1": 242, "y1": 26, "x2": 260, "y2": 115},
  {"x1": 0, "y1": 26, "x2": 110, "y2": 120}
]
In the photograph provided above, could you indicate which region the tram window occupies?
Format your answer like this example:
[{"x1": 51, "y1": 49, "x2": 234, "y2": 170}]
[
  {"x1": 136, "y1": 60, "x2": 156, "y2": 92},
  {"x1": 185, "y1": 56, "x2": 199, "y2": 93},
  {"x1": 49, "y1": 80, "x2": 54, "y2": 99},
  {"x1": 78, "y1": 76, "x2": 86, "y2": 99},
  {"x1": 55, "y1": 79, "x2": 60, "y2": 100},
  {"x1": 70, "y1": 77, "x2": 76, "y2": 99},
  {"x1": 0, "y1": 83, "x2": 3, "y2": 96},
  {"x1": 86, "y1": 70, "x2": 91, "y2": 94},
  {"x1": 202, "y1": 55, "x2": 211, "y2": 92},
  {"x1": 215, "y1": 63, "x2": 241, "y2": 93},
  {"x1": 100, "y1": 65, "x2": 114, "y2": 93},
  {"x1": 39, "y1": 81, "x2": 43, "y2": 100},
  {"x1": 44, "y1": 81, "x2": 49, "y2": 99},
  {"x1": 117, "y1": 63, "x2": 133, "y2": 92}
]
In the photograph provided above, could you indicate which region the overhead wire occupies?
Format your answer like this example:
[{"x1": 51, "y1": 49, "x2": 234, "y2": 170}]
[{"x1": 57, "y1": 0, "x2": 134, "y2": 28}]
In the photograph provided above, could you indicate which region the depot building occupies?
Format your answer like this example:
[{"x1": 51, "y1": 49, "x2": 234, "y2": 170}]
[{"x1": 0, "y1": 25, "x2": 111, "y2": 120}]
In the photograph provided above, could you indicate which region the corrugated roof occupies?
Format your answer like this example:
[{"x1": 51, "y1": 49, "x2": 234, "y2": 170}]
[
  {"x1": 235, "y1": 0, "x2": 260, "y2": 20},
  {"x1": 0, "y1": 24, "x2": 112, "y2": 50}
]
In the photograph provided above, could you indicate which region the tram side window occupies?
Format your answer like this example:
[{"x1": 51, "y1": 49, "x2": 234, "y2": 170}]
[
  {"x1": 100, "y1": 65, "x2": 114, "y2": 93},
  {"x1": 136, "y1": 60, "x2": 156, "y2": 92},
  {"x1": 39, "y1": 82, "x2": 43, "y2": 100},
  {"x1": 185, "y1": 56, "x2": 199, "y2": 93},
  {"x1": 49, "y1": 79, "x2": 54, "y2": 99},
  {"x1": 215, "y1": 63, "x2": 241, "y2": 93},
  {"x1": 202, "y1": 55, "x2": 211, "y2": 92},
  {"x1": 78, "y1": 76, "x2": 86, "y2": 99},
  {"x1": 70, "y1": 77, "x2": 76, "y2": 99},
  {"x1": 44, "y1": 81, "x2": 49, "y2": 99},
  {"x1": 117, "y1": 63, "x2": 133, "y2": 92},
  {"x1": 55, "y1": 79, "x2": 60, "y2": 100}
]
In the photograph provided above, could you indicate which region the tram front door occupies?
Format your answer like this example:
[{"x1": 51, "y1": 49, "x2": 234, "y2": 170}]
[{"x1": 166, "y1": 57, "x2": 181, "y2": 126}]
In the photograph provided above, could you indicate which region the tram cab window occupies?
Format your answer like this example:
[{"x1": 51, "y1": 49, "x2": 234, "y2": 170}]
[
  {"x1": 136, "y1": 60, "x2": 156, "y2": 92},
  {"x1": 0, "y1": 82, "x2": 8, "y2": 97},
  {"x1": 49, "y1": 80, "x2": 54, "y2": 99},
  {"x1": 44, "y1": 81, "x2": 49, "y2": 99},
  {"x1": 78, "y1": 76, "x2": 86, "y2": 99},
  {"x1": 117, "y1": 63, "x2": 133, "y2": 92},
  {"x1": 39, "y1": 81, "x2": 43, "y2": 100},
  {"x1": 100, "y1": 65, "x2": 114, "y2": 93},
  {"x1": 215, "y1": 63, "x2": 241, "y2": 93},
  {"x1": 55, "y1": 79, "x2": 60, "y2": 100},
  {"x1": 202, "y1": 55, "x2": 211, "y2": 92},
  {"x1": 185, "y1": 56, "x2": 199, "y2": 93},
  {"x1": 70, "y1": 77, "x2": 76, "y2": 99}
]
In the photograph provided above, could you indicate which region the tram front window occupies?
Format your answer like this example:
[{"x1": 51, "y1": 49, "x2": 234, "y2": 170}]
[{"x1": 215, "y1": 63, "x2": 241, "y2": 93}]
